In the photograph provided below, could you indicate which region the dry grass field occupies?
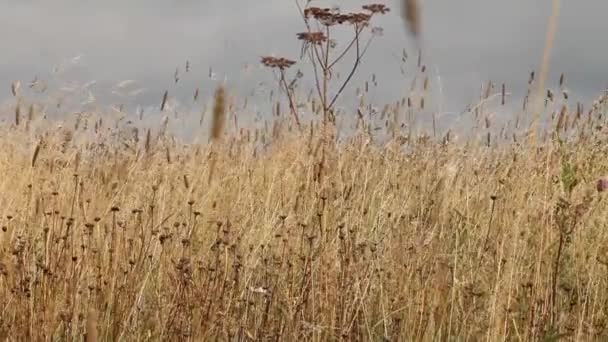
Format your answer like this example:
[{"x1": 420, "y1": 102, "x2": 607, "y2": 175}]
[
  {"x1": 1, "y1": 87, "x2": 608, "y2": 341},
  {"x1": 3, "y1": 1, "x2": 608, "y2": 341}
]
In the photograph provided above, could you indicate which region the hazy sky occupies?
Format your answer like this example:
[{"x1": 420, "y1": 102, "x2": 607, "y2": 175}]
[{"x1": 1, "y1": 0, "x2": 607, "y2": 121}]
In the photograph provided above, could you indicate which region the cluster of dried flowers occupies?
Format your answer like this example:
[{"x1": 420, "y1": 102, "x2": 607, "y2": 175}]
[
  {"x1": 302, "y1": 6, "x2": 376, "y2": 27},
  {"x1": 259, "y1": 2, "x2": 390, "y2": 124},
  {"x1": 260, "y1": 3, "x2": 390, "y2": 70}
]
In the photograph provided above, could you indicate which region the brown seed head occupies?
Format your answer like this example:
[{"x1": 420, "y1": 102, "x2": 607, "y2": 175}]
[
  {"x1": 304, "y1": 7, "x2": 351, "y2": 26},
  {"x1": 304, "y1": 7, "x2": 331, "y2": 19},
  {"x1": 296, "y1": 32, "x2": 328, "y2": 45},
  {"x1": 363, "y1": 4, "x2": 391, "y2": 14},
  {"x1": 261, "y1": 56, "x2": 296, "y2": 70},
  {"x1": 346, "y1": 12, "x2": 372, "y2": 26}
]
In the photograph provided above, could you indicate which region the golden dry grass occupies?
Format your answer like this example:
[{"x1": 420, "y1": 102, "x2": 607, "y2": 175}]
[
  {"x1": 1, "y1": 2, "x2": 607, "y2": 340},
  {"x1": 0, "y1": 87, "x2": 608, "y2": 341}
]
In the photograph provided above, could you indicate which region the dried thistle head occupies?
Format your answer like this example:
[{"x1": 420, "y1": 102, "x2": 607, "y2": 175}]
[{"x1": 261, "y1": 56, "x2": 296, "y2": 70}]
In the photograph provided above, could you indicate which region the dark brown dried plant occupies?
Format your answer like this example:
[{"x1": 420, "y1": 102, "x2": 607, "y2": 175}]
[{"x1": 262, "y1": 1, "x2": 390, "y2": 123}]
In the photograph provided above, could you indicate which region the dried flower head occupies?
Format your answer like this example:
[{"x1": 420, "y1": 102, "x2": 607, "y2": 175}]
[
  {"x1": 304, "y1": 7, "x2": 346, "y2": 26},
  {"x1": 261, "y1": 56, "x2": 296, "y2": 70},
  {"x1": 296, "y1": 32, "x2": 328, "y2": 45},
  {"x1": 363, "y1": 4, "x2": 391, "y2": 14},
  {"x1": 347, "y1": 12, "x2": 372, "y2": 26},
  {"x1": 304, "y1": 7, "x2": 331, "y2": 19}
]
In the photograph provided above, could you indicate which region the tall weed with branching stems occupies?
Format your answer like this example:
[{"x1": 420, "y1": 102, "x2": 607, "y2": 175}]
[{"x1": 262, "y1": 2, "x2": 390, "y2": 124}]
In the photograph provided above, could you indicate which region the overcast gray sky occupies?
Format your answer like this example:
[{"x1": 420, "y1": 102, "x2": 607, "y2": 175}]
[{"x1": 1, "y1": 0, "x2": 607, "y2": 126}]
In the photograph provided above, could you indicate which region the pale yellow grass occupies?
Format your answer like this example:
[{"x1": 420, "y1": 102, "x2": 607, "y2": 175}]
[{"x1": 1, "y1": 103, "x2": 608, "y2": 341}]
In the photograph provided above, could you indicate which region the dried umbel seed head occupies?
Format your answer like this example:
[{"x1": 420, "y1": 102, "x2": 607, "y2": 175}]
[
  {"x1": 333, "y1": 14, "x2": 352, "y2": 24},
  {"x1": 296, "y1": 32, "x2": 328, "y2": 45},
  {"x1": 304, "y1": 7, "x2": 350, "y2": 26},
  {"x1": 362, "y1": 4, "x2": 391, "y2": 14},
  {"x1": 346, "y1": 12, "x2": 372, "y2": 26},
  {"x1": 304, "y1": 7, "x2": 331, "y2": 20},
  {"x1": 304, "y1": 7, "x2": 336, "y2": 21},
  {"x1": 261, "y1": 56, "x2": 296, "y2": 70}
]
